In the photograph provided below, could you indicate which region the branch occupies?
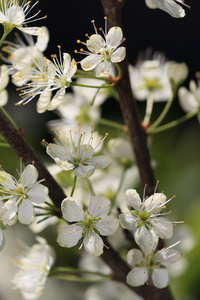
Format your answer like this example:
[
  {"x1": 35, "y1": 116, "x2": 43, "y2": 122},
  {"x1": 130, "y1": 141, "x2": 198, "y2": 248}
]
[
  {"x1": 101, "y1": 0, "x2": 156, "y2": 197},
  {"x1": 100, "y1": 1, "x2": 174, "y2": 299},
  {"x1": 0, "y1": 109, "x2": 65, "y2": 212}
]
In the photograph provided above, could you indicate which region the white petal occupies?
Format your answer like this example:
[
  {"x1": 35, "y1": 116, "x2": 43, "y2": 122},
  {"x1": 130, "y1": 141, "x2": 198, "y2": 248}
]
[
  {"x1": 47, "y1": 88, "x2": 66, "y2": 111},
  {"x1": 57, "y1": 224, "x2": 83, "y2": 248},
  {"x1": 35, "y1": 26, "x2": 49, "y2": 52},
  {"x1": 119, "y1": 213, "x2": 137, "y2": 230},
  {"x1": 111, "y1": 47, "x2": 126, "y2": 63},
  {"x1": 178, "y1": 87, "x2": 198, "y2": 113},
  {"x1": 37, "y1": 89, "x2": 51, "y2": 113},
  {"x1": 144, "y1": 193, "x2": 167, "y2": 213},
  {"x1": 127, "y1": 249, "x2": 143, "y2": 266},
  {"x1": 151, "y1": 217, "x2": 173, "y2": 239},
  {"x1": 7, "y1": 5, "x2": 25, "y2": 25},
  {"x1": 27, "y1": 184, "x2": 48, "y2": 204},
  {"x1": 127, "y1": 267, "x2": 148, "y2": 287},
  {"x1": 126, "y1": 189, "x2": 142, "y2": 211},
  {"x1": 0, "y1": 11, "x2": 6, "y2": 22},
  {"x1": 156, "y1": 248, "x2": 181, "y2": 266},
  {"x1": 73, "y1": 165, "x2": 95, "y2": 177},
  {"x1": 83, "y1": 232, "x2": 103, "y2": 256},
  {"x1": 87, "y1": 155, "x2": 112, "y2": 169},
  {"x1": 18, "y1": 199, "x2": 34, "y2": 224},
  {"x1": 19, "y1": 26, "x2": 45, "y2": 36},
  {"x1": 0, "y1": 89, "x2": 8, "y2": 106},
  {"x1": 63, "y1": 53, "x2": 71, "y2": 74},
  {"x1": 0, "y1": 171, "x2": 16, "y2": 190},
  {"x1": 0, "y1": 199, "x2": 18, "y2": 220},
  {"x1": 55, "y1": 158, "x2": 75, "y2": 171},
  {"x1": 68, "y1": 59, "x2": 77, "y2": 81},
  {"x1": 87, "y1": 34, "x2": 106, "y2": 52},
  {"x1": 106, "y1": 27, "x2": 123, "y2": 48},
  {"x1": 96, "y1": 216, "x2": 119, "y2": 236},
  {"x1": 134, "y1": 225, "x2": 152, "y2": 246},
  {"x1": 21, "y1": 165, "x2": 38, "y2": 187},
  {"x1": 95, "y1": 60, "x2": 111, "y2": 77},
  {"x1": 81, "y1": 55, "x2": 101, "y2": 71},
  {"x1": 152, "y1": 268, "x2": 170, "y2": 288},
  {"x1": 88, "y1": 196, "x2": 111, "y2": 218},
  {"x1": 61, "y1": 197, "x2": 84, "y2": 222},
  {"x1": 47, "y1": 144, "x2": 69, "y2": 161}
]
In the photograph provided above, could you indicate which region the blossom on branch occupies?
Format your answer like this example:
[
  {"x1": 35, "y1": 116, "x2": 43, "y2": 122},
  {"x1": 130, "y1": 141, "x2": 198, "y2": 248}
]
[
  {"x1": 0, "y1": 163, "x2": 48, "y2": 224},
  {"x1": 57, "y1": 195, "x2": 119, "y2": 256},
  {"x1": 77, "y1": 18, "x2": 126, "y2": 77},
  {"x1": 119, "y1": 187, "x2": 174, "y2": 245},
  {"x1": 15, "y1": 47, "x2": 77, "y2": 113},
  {"x1": 45, "y1": 125, "x2": 111, "y2": 177},
  {"x1": 126, "y1": 235, "x2": 181, "y2": 288},
  {"x1": 0, "y1": 0, "x2": 46, "y2": 35},
  {"x1": 12, "y1": 237, "x2": 55, "y2": 300}
]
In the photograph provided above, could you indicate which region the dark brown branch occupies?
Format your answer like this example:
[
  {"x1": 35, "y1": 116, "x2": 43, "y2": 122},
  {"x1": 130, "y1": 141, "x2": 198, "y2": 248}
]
[
  {"x1": 0, "y1": 109, "x2": 65, "y2": 212},
  {"x1": 101, "y1": 0, "x2": 155, "y2": 196},
  {"x1": 101, "y1": 1, "x2": 174, "y2": 299}
]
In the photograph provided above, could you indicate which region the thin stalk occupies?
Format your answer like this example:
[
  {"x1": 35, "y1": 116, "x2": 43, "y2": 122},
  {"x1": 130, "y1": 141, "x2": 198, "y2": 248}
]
[
  {"x1": 86, "y1": 178, "x2": 95, "y2": 195},
  {"x1": 148, "y1": 109, "x2": 199, "y2": 134},
  {"x1": 70, "y1": 175, "x2": 77, "y2": 197},
  {"x1": 51, "y1": 266, "x2": 111, "y2": 278},
  {"x1": 143, "y1": 92, "x2": 154, "y2": 126},
  {"x1": 98, "y1": 118, "x2": 125, "y2": 131},
  {"x1": 147, "y1": 92, "x2": 175, "y2": 133},
  {"x1": 71, "y1": 82, "x2": 115, "y2": 89},
  {"x1": 0, "y1": 142, "x2": 9, "y2": 147}
]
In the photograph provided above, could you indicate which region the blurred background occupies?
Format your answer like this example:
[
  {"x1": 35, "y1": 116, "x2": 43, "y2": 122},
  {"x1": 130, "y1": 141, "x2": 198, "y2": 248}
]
[{"x1": 0, "y1": 0, "x2": 200, "y2": 299}]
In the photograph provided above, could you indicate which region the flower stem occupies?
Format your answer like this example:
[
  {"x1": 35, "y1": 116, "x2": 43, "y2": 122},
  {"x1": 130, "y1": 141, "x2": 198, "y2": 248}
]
[
  {"x1": 98, "y1": 118, "x2": 125, "y2": 131},
  {"x1": 71, "y1": 82, "x2": 115, "y2": 89},
  {"x1": 148, "y1": 109, "x2": 199, "y2": 134},
  {"x1": 147, "y1": 92, "x2": 175, "y2": 133},
  {"x1": 70, "y1": 175, "x2": 77, "y2": 197},
  {"x1": 51, "y1": 266, "x2": 111, "y2": 279},
  {"x1": 143, "y1": 92, "x2": 154, "y2": 126}
]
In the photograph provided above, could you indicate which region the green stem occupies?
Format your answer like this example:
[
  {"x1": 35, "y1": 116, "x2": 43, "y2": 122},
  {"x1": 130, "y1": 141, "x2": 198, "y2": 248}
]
[
  {"x1": 45, "y1": 201, "x2": 60, "y2": 212},
  {"x1": 35, "y1": 212, "x2": 53, "y2": 217},
  {"x1": 48, "y1": 274, "x2": 109, "y2": 282},
  {"x1": 71, "y1": 82, "x2": 115, "y2": 89},
  {"x1": 73, "y1": 74, "x2": 109, "y2": 82},
  {"x1": 0, "y1": 142, "x2": 9, "y2": 147},
  {"x1": 111, "y1": 168, "x2": 126, "y2": 209},
  {"x1": 115, "y1": 63, "x2": 122, "y2": 78},
  {"x1": 90, "y1": 86, "x2": 102, "y2": 106},
  {"x1": 98, "y1": 118, "x2": 125, "y2": 130},
  {"x1": 70, "y1": 175, "x2": 77, "y2": 197},
  {"x1": 147, "y1": 92, "x2": 176, "y2": 133},
  {"x1": 50, "y1": 266, "x2": 111, "y2": 282},
  {"x1": 143, "y1": 92, "x2": 154, "y2": 126},
  {"x1": 149, "y1": 109, "x2": 199, "y2": 134}
]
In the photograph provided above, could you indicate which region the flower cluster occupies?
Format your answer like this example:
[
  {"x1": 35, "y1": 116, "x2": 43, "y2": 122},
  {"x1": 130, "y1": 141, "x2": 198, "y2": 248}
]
[
  {"x1": 45, "y1": 125, "x2": 111, "y2": 177},
  {"x1": 0, "y1": 0, "x2": 46, "y2": 36},
  {"x1": 57, "y1": 195, "x2": 119, "y2": 256},
  {"x1": 76, "y1": 18, "x2": 126, "y2": 77},
  {"x1": 12, "y1": 237, "x2": 55, "y2": 300},
  {"x1": 0, "y1": 163, "x2": 48, "y2": 250}
]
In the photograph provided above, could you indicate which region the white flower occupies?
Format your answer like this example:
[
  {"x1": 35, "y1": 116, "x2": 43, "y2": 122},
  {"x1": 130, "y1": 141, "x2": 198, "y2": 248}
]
[
  {"x1": 126, "y1": 238, "x2": 181, "y2": 288},
  {"x1": 129, "y1": 58, "x2": 172, "y2": 102},
  {"x1": 0, "y1": 0, "x2": 46, "y2": 35},
  {"x1": 78, "y1": 18, "x2": 126, "y2": 77},
  {"x1": 57, "y1": 195, "x2": 119, "y2": 256},
  {"x1": 0, "y1": 164, "x2": 48, "y2": 224},
  {"x1": 145, "y1": 0, "x2": 188, "y2": 18},
  {"x1": 15, "y1": 49, "x2": 77, "y2": 112},
  {"x1": 119, "y1": 187, "x2": 174, "y2": 245},
  {"x1": 45, "y1": 126, "x2": 111, "y2": 177},
  {"x1": 167, "y1": 62, "x2": 188, "y2": 85},
  {"x1": 0, "y1": 64, "x2": 9, "y2": 106},
  {"x1": 7, "y1": 26, "x2": 49, "y2": 82},
  {"x1": 12, "y1": 236, "x2": 55, "y2": 300},
  {"x1": 178, "y1": 79, "x2": 200, "y2": 121}
]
